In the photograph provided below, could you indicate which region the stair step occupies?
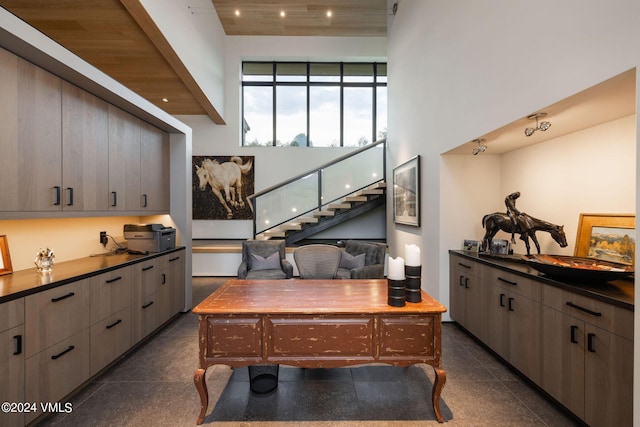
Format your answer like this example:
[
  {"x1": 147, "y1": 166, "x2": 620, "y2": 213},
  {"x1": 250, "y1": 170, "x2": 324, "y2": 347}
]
[
  {"x1": 264, "y1": 229, "x2": 286, "y2": 237},
  {"x1": 328, "y1": 203, "x2": 351, "y2": 210},
  {"x1": 313, "y1": 210, "x2": 335, "y2": 217},
  {"x1": 280, "y1": 222, "x2": 302, "y2": 231},
  {"x1": 298, "y1": 217, "x2": 319, "y2": 224},
  {"x1": 255, "y1": 233, "x2": 271, "y2": 240},
  {"x1": 372, "y1": 181, "x2": 387, "y2": 189},
  {"x1": 344, "y1": 196, "x2": 368, "y2": 202},
  {"x1": 358, "y1": 188, "x2": 384, "y2": 196}
]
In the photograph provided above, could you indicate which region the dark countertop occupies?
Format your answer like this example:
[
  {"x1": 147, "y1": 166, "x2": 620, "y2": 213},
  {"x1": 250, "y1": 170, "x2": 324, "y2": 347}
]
[
  {"x1": 0, "y1": 247, "x2": 186, "y2": 304},
  {"x1": 449, "y1": 250, "x2": 634, "y2": 311}
]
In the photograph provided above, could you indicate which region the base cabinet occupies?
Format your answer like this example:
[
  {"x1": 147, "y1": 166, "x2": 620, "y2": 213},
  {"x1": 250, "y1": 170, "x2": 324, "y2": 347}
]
[
  {"x1": 1, "y1": 248, "x2": 186, "y2": 426},
  {"x1": 0, "y1": 299, "x2": 25, "y2": 427},
  {"x1": 449, "y1": 252, "x2": 633, "y2": 426}
]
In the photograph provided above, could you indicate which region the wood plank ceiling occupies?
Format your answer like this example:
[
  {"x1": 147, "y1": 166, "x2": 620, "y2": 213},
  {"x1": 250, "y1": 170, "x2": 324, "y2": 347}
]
[{"x1": 0, "y1": 0, "x2": 389, "y2": 124}]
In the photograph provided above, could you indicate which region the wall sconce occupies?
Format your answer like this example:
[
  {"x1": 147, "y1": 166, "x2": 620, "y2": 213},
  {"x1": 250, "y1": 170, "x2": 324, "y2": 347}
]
[
  {"x1": 524, "y1": 113, "x2": 551, "y2": 136},
  {"x1": 472, "y1": 138, "x2": 487, "y2": 155}
]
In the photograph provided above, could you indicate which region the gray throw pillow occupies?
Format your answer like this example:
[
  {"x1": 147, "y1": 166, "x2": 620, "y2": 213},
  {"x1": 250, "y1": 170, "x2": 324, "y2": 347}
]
[
  {"x1": 250, "y1": 252, "x2": 281, "y2": 271},
  {"x1": 340, "y1": 252, "x2": 365, "y2": 269}
]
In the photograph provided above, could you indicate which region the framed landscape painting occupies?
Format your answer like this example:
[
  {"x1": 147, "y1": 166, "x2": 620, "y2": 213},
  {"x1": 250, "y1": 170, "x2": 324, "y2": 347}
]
[
  {"x1": 393, "y1": 155, "x2": 420, "y2": 226},
  {"x1": 574, "y1": 213, "x2": 635, "y2": 265}
]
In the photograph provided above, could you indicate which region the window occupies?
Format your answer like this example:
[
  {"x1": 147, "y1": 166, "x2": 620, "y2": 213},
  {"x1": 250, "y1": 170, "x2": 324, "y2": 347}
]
[{"x1": 242, "y1": 62, "x2": 387, "y2": 147}]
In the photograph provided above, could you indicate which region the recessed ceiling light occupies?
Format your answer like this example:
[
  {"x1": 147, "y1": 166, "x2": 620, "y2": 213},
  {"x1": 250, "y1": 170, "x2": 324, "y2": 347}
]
[
  {"x1": 326, "y1": 10, "x2": 332, "y2": 17},
  {"x1": 162, "y1": 98, "x2": 169, "y2": 103},
  {"x1": 234, "y1": 9, "x2": 240, "y2": 16},
  {"x1": 280, "y1": 10, "x2": 286, "y2": 17}
]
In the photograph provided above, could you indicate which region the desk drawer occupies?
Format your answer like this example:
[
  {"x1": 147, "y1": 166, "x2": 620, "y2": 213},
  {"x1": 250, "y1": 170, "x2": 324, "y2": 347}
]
[
  {"x1": 267, "y1": 316, "x2": 374, "y2": 358},
  {"x1": 204, "y1": 317, "x2": 262, "y2": 358}
]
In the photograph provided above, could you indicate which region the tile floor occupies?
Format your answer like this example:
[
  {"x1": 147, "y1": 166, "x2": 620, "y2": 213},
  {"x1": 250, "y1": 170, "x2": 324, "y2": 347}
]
[{"x1": 38, "y1": 277, "x2": 581, "y2": 427}]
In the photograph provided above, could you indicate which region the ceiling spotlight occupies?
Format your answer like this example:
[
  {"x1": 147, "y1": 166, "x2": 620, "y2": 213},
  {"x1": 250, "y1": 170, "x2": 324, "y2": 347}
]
[
  {"x1": 524, "y1": 113, "x2": 551, "y2": 136},
  {"x1": 472, "y1": 138, "x2": 487, "y2": 156}
]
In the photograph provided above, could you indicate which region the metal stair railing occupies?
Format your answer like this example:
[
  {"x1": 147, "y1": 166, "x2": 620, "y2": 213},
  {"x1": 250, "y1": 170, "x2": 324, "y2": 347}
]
[{"x1": 248, "y1": 139, "x2": 386, "y2": 238}]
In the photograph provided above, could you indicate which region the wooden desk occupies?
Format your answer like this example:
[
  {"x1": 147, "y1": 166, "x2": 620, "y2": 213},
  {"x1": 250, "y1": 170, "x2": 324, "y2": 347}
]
[{"x1": 193, "y1": 279, "x2": 447, "y2": 424}]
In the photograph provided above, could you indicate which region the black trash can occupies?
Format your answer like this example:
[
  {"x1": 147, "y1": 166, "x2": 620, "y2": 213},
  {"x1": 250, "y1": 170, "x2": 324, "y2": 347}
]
[{"x1": 248, "y1": 364, "x2": 279, "y2": 394}]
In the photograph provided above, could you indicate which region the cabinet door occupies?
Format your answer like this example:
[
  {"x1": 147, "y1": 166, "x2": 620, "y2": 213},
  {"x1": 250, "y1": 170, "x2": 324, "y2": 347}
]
[
  {"x1": 140, "y1": 122, "x2": 170, "y2": 212},
  {"x1": 0, "y1": 325, "x2": 25, "y2": 427},
  {"x1": 507, "y1": 293, "x2": 542, "y2": 384},
  {"x1": 61, "y1": 81, "x2": 109, "y2": 211},
  {"x1": 159, "y1": 252, "x2": 186, "y2": 322},
  {"x1": 485, "y1": 282, "x2": 509, "y2": 359},
  {"x1": 0, "y1": 49, "x2": 62, "y2": 212},
  {"x1": 541, "y1": 306, "x2": 585, "y2": 419},
  {"x1": 584, "y1": 324, "x2": 633, "y2": 427},
  {"x1": 90, "y1": 306, "x2": 132, "y2": 376},
  {"x1": 89, "y1": 266, "x2": 133, "y2": 325},
  {"x1": 108, "y1": 105, "x2": 141, "y2": 211}
]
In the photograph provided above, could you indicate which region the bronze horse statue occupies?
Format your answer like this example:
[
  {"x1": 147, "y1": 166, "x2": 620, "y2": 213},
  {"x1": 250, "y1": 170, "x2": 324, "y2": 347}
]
[{"x1": 481, "y1": 212, "x2": 568, "y2": 255}]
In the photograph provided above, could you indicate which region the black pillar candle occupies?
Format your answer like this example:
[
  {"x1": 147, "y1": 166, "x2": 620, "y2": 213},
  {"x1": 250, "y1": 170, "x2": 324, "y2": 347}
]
[
  {"x1": 404, "y1": 265, "x2": 422, "y2": 303},
  {"x1": 387, "y1": 278, "x2": 406, "y2": 307}
]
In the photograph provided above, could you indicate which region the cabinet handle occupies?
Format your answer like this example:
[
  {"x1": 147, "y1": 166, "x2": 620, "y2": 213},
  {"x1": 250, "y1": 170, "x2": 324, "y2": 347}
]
[
  {"x1": 587, "y1": 333, "x2": 596, "y2": 352},
  {"x1": 162, "y1": 273, "x2": 166, "y2": 285},
  {"x1": 464, "y1": 278, "x2": 469, "y2": 288},
  {"x1": 142, "y1": 301, "x2": 154, "y2": 309},
  {"x1": 106, "y1": 319, "x2": 122, "y2": 329},
  {"x1": 51, "y1": 345, "x2": 75, "y2": 360},
  {"x1": 566, "y1": 302, "x2": 602, "y2": 317},
  {"x1": 570, "y1": 325, "x2": 579, "y2": 344},
  {"x1": 499, "y1": 293, "x2": 506, "y2": 307},
  {"x1": 111, "y1": 191, "x2": 117, "y2": 207},
  {"x1": 508, "y1": 297, "x2": 514, "y2": 311},
  {"x1": 54, "y1": 186, "x2": 61, "y2": 206},
  {"x1": 13, "y1": 335, "x2": 22, "y2": 355},
  {"x1": 459, "y1": 275, "x2": 464, "y2": 286},
  {"x1": 51, "y1": 292, "x2": 75, "y2": 302},
  {"x1": 142, "y1": 265, "x2": 154, "y2": 271},
  {"x1": 458, "y1": 262, "x2": 471, "y2": 269},
  {"x1": 169, "y1": 256, "x2": 180, "y2": 262},
  {"x1": 105, "y1": 276, "x2": 122, "y2": 283},
  {"x1": 497, "y1": 277, "x2": 517, "y2": 286},
  {"x1": 66, "y1": 187, "x2": 74, "y2": 206},
  {"x1": 142, "y1": 193, "x2": 148, "y2": 208}
]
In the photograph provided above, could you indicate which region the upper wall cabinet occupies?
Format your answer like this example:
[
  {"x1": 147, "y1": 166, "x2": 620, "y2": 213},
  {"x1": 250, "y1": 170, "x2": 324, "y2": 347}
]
[
  {"x1": 0, "y1": 48, "x2": 62, "y2": 212},
  {"x1": 62, "y1": 82, "x2": 110, "y2": 211},
  {"x1": 140, "y1": 122, "x2": 170, "y2": 212},
  {"x1": 0, "y1": 47, "x2": 170, "y2": 218},
  {"x1": 108, "y1": 106, "x2": 142, "y2": 212}
]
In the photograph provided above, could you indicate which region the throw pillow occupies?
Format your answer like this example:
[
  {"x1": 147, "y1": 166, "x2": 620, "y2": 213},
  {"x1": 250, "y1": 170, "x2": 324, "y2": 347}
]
[
  {"x1": 251, "y1": 252, "x2": 281, "y2": 271},
  {"x1": 340, "y1": 252, "x2": 366, "y2": 269}
]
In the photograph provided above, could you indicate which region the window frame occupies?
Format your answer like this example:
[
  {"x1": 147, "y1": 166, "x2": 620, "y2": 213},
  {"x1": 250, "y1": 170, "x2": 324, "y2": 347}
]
[{"x1": 241, "y1": 61, "x2": 387, "y2": 147}]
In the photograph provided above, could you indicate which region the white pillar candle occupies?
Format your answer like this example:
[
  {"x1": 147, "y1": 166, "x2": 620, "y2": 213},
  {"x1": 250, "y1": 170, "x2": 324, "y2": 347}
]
[
  {"x1": 405, "y1": 244, "x2": 421, "y2": 266},
  {"x1": 388, "y1": 256, "x2": 405, "y2": 280}
]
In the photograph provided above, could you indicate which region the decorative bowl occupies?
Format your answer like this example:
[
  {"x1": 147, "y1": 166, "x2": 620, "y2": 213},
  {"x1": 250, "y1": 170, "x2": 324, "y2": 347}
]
[{"x1": 522, "y1": 254, "x2": 634, "y2": 283}]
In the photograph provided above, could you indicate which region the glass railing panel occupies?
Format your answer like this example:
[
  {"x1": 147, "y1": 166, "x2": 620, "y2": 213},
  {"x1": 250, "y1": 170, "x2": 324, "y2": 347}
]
[
  {"x1": 254, "y1": 172, "x2": 319, "y2": 234},
  {"x1": 321, "y1": 145, "x2": 384, "y2": 205}
]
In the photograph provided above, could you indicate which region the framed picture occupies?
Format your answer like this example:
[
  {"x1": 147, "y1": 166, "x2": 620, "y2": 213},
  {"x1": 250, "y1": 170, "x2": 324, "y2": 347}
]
[
  {"x1": 0, "y1": 235, "x2": 13, "y2": 276},
  {"x1": 574, "y1": 213, "x2": 635, "y2": 265},
  {"x1": 393, "y1": 155, "x2": 420, "y2": 226},
  {"x1": 463, "y1": 239, "x2": 480, "y2": 252}
]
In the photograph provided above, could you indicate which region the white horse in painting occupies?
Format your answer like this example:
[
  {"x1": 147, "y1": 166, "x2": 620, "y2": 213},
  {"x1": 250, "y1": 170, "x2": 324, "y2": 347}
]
[{"x1": 196, "y1": 156, "x2": 253, "y2": 219}]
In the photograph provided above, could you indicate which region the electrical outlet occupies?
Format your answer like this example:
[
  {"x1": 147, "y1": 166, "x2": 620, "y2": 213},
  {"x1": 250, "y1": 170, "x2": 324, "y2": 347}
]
[{"x1": 100, "y1": 231, "x2": 108, "y2": 247}]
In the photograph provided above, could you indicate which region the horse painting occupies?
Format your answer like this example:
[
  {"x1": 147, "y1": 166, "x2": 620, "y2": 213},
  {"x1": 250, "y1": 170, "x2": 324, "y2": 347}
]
[
  {"x1": 481, "y1": 212, "x2": 568, "y2": 255},
  {"x1": 195, "y1": 156, "x2": 253, "y2": 219}
]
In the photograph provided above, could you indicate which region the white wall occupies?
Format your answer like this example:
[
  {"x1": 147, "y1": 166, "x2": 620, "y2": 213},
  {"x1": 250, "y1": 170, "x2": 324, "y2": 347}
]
[
  {"x1": 388, "y1": 0, "x2": 639, "y2": 420},
  {"x1": 181, "y1": 34, "x2": 387, "y2": 240}
]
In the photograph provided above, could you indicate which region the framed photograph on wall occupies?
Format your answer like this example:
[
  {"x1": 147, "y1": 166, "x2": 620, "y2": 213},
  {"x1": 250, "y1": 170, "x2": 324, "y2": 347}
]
[
  {"x1": 0, "y1": 235, "x2": 13, "y2": 276},
  {"x1": 574, "y1": 213, "x2": 635, "y2": 265},
  {"x1": 393, "y1": 155, "x2": 420, "y2": 226}
]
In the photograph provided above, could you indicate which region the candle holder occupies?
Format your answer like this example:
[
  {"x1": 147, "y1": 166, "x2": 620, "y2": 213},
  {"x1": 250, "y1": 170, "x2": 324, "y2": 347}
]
[
  {"x1": 404, "y1": 265, "x2": 422, "y2": 303},
  {"x1": 387, "y1": 278, "x2": 406, "y2": 307}
]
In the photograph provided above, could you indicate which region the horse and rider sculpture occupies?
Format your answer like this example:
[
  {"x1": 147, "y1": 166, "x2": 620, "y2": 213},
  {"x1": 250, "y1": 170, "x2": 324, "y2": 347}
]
[{"x1": 481, "y1": 191, "x2": 568, "y2": 255}]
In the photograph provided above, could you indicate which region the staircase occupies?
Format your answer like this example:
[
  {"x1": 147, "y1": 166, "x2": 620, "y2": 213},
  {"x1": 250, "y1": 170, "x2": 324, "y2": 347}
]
[
  {"x1": 248, "y1": 139, "x2": 387, "y2": 244},
  {"x1": 258, "y1": 180, "x2": 386, "y2": 245}
]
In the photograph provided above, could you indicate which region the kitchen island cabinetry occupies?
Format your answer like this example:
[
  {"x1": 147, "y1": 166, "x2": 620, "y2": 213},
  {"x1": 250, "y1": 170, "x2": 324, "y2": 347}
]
[
  {"x1": 448, "y1": 251, "x2": 633, "y2": 427},
  {"x1": 0, "y1": 298, "x2": 25, "y2": 427}
]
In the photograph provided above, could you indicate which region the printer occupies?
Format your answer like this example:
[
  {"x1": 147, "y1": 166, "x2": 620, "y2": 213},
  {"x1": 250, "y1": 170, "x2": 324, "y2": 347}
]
[{"x1": 123, "y1": 224, "x2": 176, "y2": 253}]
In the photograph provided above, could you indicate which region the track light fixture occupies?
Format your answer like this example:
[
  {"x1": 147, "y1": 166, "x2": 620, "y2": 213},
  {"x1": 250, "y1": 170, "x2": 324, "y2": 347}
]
[
  {"x1": 472, "y1": 138, "x2": 487, "y2": 156},
  {"x1": 524, "y1": 113, "x2": 551, "y2": 136}
]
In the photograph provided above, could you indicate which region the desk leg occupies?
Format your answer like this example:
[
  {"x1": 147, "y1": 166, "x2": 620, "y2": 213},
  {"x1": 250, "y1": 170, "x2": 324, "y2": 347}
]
[
  {"x1": 432, "y1": 367, "x2": 447, "y2": 423},
  {"x1": 194, "y1": 368, "x2": 208, "y2": 425}
]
